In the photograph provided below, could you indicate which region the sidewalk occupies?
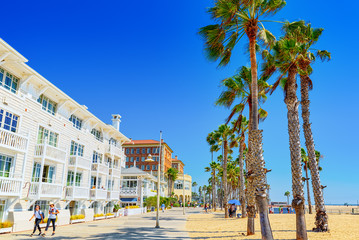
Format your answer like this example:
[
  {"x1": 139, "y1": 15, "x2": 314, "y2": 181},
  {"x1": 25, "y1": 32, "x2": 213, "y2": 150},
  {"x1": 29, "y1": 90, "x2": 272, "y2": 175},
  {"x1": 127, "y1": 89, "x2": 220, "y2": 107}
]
[{"x1": 1, "y1": 208, "x2": 199, "y2": 240}]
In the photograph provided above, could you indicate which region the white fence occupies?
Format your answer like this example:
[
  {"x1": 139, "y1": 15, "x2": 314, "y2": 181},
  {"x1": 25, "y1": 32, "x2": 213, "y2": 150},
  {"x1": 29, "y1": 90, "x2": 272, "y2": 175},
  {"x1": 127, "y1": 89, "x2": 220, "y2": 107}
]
[
  {"x1": 0, "y1": 128, "x2": 28, "y2": 152},
  {"x1": 0, "y1": 177, "x2": 22, "y2": 196}
]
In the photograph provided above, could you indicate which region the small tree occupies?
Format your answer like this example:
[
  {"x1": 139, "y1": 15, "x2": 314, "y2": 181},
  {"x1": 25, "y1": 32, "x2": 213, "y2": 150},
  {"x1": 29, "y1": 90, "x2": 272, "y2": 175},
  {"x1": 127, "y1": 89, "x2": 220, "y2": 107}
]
[{"x1": 284, "y1": 191, "x2": 291, "y2": 205}]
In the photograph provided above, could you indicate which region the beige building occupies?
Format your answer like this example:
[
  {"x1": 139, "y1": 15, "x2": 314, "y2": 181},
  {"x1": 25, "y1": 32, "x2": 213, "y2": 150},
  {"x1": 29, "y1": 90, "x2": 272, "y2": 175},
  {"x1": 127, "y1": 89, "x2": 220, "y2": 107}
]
[
  {"x1": 173, "y1": 174, "x2": 192, "y2": 203},
  {"x1": 0, "y1": 38, "x2": 129, "y2": 231}
]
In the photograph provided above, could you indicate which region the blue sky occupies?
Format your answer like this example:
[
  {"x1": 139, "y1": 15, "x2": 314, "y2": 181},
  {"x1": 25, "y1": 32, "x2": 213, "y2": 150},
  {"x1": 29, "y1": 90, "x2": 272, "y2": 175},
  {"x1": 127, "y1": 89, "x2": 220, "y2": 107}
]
[{"x1": 1, "y1": 0, "x2": 358, "y2": 204}]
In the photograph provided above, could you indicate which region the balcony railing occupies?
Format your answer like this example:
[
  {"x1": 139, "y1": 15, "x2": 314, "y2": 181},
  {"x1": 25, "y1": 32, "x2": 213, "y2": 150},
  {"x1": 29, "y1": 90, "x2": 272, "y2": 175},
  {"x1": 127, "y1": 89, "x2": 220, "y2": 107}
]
[
  {"x1": 65, "y1": 186, "x2": 89, "y2": 199},
  {"x1": 120, "y1": 187, "x2": 138, "y2": 196},
  {"x1": 109, "y1": 167, "x2": 121, "y2": 177},
  {"x1": 0, "y1": 177, "x2": 22, "y2": 196},
  {"x1": 29, "y1": 182, "x2": 63, "y2": 199},
  {"x1": 91, "y1": 163, "x2": 109, "y2": 175},
  {"x1": 0, "y1": 128, "x2": 28, "y2": 153},
  {"x1": 68, "y1": 155, "x2": 91, "y2": 170},
  {"x1": 90, "y1": 189, "x2": 107, "y2": 200},
  {"x1": 143, "y1": 189, "x2": 157, "y2": 197},
  {"x1": 107, "y1": 145, "x2": 123, "y2": 158},
  {"x1": 34, "y1": 144, "x2": 67, "y2": 164},
  {"x1": 107, "y1": 190, "x2": 119, "y2": 200}
]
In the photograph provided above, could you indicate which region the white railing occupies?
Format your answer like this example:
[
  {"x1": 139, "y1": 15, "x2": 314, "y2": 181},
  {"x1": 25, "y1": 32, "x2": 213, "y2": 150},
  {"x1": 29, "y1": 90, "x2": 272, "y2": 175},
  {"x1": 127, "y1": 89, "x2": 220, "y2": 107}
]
[
  {"x1": 120, "y1": 187, "x2": 138, "y2": 196},
  {"x1": 91, "y1": 163, "x2": 109, "y2": 175},
  {"x1": 108, "y1": 144, "x2": 122, "y2": 158},
  {"x1": 66, "y1": 186, "x2": 89, "y2": 199},
  {"x1": 107, "y1": 190, "x2": 119, "y2": 200},
  {"x1": 69, "y1": 156, "x2": 91, "y2": 170},
  {"x1": 144, "y1": 189, "x2": 157, "y2": 197},
  {"x1": 0, "y1": 177, "x2": 22, "y2": 196},
  {"x1": 34, "y1": 144, "x2": 66, "y2": 164},
  {"x1": 90, "y1": 189, "x2": 107, "y2": 200},
  {"x1": 29, "y1": 182, "x2": 62, "y2": 198},
  {"x1": 0, "y1": 128, "x2": 28, "y2": 152}
]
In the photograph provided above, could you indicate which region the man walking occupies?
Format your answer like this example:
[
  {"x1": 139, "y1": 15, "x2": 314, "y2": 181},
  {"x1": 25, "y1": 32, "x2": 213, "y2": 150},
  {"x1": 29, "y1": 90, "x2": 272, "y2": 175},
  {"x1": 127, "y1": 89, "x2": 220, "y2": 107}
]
[{"x1": 42, "y1": 202, "x2": 60, "y2": 237}]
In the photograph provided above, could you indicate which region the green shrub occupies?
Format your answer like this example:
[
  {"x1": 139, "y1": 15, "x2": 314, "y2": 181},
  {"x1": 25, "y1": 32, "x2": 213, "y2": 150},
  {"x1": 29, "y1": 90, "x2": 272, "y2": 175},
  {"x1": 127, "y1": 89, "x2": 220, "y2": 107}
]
[{"x1": 173, "y1": 203, "x2": 180, "y2": 207}]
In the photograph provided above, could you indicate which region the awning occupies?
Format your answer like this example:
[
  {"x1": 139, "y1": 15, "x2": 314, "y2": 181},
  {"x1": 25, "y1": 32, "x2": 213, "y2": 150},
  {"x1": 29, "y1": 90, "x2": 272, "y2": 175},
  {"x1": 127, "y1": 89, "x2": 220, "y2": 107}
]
[{"x1": 120, "y1": 198, "x2": 137, "y2": 202}]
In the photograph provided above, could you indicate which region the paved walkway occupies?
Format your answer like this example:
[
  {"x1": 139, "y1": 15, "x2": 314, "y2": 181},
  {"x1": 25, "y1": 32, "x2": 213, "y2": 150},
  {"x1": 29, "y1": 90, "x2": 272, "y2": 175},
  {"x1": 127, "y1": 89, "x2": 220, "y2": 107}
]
[{"x1": 1, "y1": 208, "x2": 200, "y2": 240}]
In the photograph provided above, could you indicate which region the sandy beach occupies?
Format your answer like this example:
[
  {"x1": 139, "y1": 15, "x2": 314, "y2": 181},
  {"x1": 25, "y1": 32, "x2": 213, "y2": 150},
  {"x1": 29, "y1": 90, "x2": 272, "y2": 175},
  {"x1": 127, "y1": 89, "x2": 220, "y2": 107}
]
[{"x1": 186, "y1": 206, "x2": 359, "y2": 240}]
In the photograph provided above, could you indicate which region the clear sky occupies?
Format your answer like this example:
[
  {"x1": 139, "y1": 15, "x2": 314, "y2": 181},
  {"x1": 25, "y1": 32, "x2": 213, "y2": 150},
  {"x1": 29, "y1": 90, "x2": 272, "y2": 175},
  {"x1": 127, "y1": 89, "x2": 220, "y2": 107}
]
[{"x1": 1, "y1": 0, "x2": 358, "y2": 204}]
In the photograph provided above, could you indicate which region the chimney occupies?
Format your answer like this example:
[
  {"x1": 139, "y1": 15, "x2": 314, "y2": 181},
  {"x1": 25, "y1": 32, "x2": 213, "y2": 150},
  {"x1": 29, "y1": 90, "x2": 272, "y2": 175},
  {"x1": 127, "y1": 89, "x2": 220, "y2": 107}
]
[
  {"x1": 175, "y1": 155, "x2": 178, "y2": 160},
  {"x1": 112, "y1": 114, "x2": 121, "y2": 131}
]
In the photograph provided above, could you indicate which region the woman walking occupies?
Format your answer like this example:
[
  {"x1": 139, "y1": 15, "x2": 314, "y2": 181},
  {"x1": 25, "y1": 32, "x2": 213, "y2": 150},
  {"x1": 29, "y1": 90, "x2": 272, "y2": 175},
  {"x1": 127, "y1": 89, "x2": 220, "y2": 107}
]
[
  {"x1": 42, "y1": 202, "x2": 59, "y2": 237},
  {"x1": 29, "y1": 205, "x2": 44, "y2": 237}
]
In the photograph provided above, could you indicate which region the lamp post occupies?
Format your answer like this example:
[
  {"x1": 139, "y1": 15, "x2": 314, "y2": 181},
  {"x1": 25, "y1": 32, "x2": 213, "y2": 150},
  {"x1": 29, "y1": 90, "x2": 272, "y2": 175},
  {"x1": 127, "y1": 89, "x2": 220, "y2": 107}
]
[
  {"x1": 183, "y1": 173, "x2": 185, "y2": 215},
  {"x1": 145, "y1": 131, "x2": 162, "y2": 228}
]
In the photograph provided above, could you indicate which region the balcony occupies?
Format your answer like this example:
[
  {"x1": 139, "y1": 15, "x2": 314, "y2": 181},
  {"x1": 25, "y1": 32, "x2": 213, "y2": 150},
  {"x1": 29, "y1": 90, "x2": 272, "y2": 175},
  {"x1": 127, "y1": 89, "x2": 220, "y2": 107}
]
[
  {"x1": 120, "y1": 187, "x2": 138, "y2": 196},
  {"x1": 107, "y1": 190, "x2": 119, "y2": 201},
  {"x1": 91, "y1": 163, "x2": 109, "y2": 175},
  {"x1": 34, "y1": 144, "x2": 67, "y2": 164},
  {"x1": 0, "y1": 177, "x2": 22, "y2": 197},
  {"x1": 0, "y1": 128, "x2": 28, "y2": 153},
  {"x1": 143, "y1": 188, "x2": 157, "y2": 197},
  {"x1": 29, "y1": 182, "x2": 63, "y2": 199},
  {"x1": 68, "y1": 155, "x2": 91, "y2": 170},
  {"x1": 106, "y1": 145, "x2": 123, "y2": 159},
  {"x1": 65, "y1": 186, "x2": 89, "y2": 200},
  {"x1": 109, "y1": 167, "x2": 121, "y2": 177},
  {"x1": 90, "y1": 189, "x2": 107, "y2": 200}
]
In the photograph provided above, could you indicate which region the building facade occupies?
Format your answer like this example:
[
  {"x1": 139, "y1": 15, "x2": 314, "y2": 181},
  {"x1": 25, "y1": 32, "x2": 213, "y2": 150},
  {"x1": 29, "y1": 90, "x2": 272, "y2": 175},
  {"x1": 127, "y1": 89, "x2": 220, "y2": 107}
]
[
  {"x1": 0, "y1": 39, "x2": 128, "y2": 231},
  {"x1": 173, "y1": 174, "x2": 192, "y2": 203}
]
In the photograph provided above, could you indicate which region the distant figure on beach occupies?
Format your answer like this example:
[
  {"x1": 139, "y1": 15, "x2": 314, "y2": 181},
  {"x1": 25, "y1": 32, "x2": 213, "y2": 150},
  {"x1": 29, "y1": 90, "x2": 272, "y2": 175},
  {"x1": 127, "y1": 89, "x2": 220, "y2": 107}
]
[
  {"x1": 287, "y1": 207, "x2": 290, "y2": 214},
  {"x1": 229, "y1": 204, "x2": 236, "y2": 218},
  {"x1": 279, "y1": 206, "x2": 282, "y2": 214},
  {"x1": 204, "y1": 203, "x2": 208, "y2": 213},
  {"x1": 161, "y1": 203, "x2": 165, "y2": 212}
]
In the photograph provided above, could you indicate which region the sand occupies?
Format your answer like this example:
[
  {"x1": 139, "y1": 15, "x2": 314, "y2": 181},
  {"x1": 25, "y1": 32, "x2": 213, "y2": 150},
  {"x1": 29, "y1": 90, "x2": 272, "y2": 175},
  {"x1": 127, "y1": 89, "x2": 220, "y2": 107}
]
[{"x1": 186, "y1": 207, "x2": 359, "y2": 240}]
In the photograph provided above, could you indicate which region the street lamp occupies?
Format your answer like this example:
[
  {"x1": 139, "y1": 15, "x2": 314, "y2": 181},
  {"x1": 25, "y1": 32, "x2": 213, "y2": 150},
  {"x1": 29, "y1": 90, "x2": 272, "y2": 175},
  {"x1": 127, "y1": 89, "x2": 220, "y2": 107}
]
[{"x1": 145, "y1": 131, "x2": 162, "y2": 228}]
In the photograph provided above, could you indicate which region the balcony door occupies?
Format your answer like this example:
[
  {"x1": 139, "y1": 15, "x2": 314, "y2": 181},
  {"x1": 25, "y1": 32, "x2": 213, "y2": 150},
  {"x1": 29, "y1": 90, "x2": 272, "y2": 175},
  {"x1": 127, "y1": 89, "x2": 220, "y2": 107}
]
[{"x1": 0, "y1": 154, "x2": 14, "y2": 178}]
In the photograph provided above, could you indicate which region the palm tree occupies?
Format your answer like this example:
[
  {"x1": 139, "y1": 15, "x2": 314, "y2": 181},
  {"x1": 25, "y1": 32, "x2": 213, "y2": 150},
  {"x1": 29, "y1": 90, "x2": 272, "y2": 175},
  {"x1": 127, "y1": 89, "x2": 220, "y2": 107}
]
[
  {"x1": 284, "y1": 191, "x2": 291, "y2": 205},
  {"x1": 165, "y1": 168, "x2": 179, "y2": 197},
  {"x1": 192, "y1": 181, "x2": 198, "y2": 195},
  {"x1": 205, "y1": 161, "x2": 220, "y2": 211},
  {"x1": 264, "y1": 25, "x2": 309, "y2": 240},
  {"x1": 202, "y1": 185, "x2": 207, "y2": 204},
  {"x1": 301, "y1": 148, "x2": 312, "y2": 214},
  {"x1": 213, "y1": 124, "x2": 234, "y2": 218}
]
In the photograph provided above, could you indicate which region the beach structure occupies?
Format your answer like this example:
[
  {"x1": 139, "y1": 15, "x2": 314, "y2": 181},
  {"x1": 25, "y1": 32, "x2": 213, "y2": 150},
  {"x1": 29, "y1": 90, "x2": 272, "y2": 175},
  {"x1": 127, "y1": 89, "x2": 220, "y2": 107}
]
[
  {"x1": 0, "y1": 38, "x2": 129, "y2": 231},
  {"x1": 172, "y1": 156, "x2": 192, "y2": 203}
]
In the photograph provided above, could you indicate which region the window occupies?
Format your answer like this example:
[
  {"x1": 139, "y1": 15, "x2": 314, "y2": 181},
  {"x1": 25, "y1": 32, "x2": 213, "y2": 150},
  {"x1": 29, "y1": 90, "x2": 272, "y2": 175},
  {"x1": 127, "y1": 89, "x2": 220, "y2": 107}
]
[
  {"x1": 91, "y1": 129, "x2": 103, "y2": 142},
  {"x1": 29, "y1": 200, "x2": 49, "y2": 215},
  {"x1": 37, "y1": 95, "x2": 57, "y2": 115},
  {"x1": 37, "y1": 126, "x2": 58, "y2": 147},
  {"x1": 142, "y1": 148, "x2": 145, "y2": 154},
  {"x1": 141, "y1": 165, "x2": 145, "y2": 170},
  {"x1": 75, "y1": 173, "x2": 82, "y2": 187},
  {"x1": 146, "y1": 165, "x2": 150, "y2": 170},
  {"x1": 97, "y1": 177, "x2": 102, "y2": 189},
  {"x1": 0, "y1": 154, "x2": 13, "y2": 177},
  {"x1": 136, "y1": 165, "x2": 140, "y2": 168},
  {"x1": 109, "y1": 138, "x2": 117, "y2": 146},
  {"x1": 42, "y1": 165, "x2": 55, "y2": 183},
  {"x1": 126, "y1": 148, "x2": 129, "y2": 154},
  {"x1": 69, "y1": 115, "x2": 82, "y2": 130},
  {"x1": 126, "y1": 157, "x2": 129, "y2": 162},
  {"x1": 91, "y1": 176, "x2": 96, "y2": 189},
  {"x1": 130, "y1": 148, "x2": 134, "y2": 154},
  {"x1": 67, "y1": 171, "x2": 74, "y2": 186},
  {"x1": 141, "y1": 157, "x2": 145, "y2": 162},
  {"x1": 126, "y1": 165, "x2": 129, "y2": 168},
  {"x1": 92, "y1": 151, "x2": 103, "y2": 164},
  {"x1": 0, "y1": 200, "x2": 6, "y2": 221},
  {"x1": 0, "y1": 68, "x2": 19, "y2": 93},
  {"x1": 0, "y1": 108, "x2": 19, "y2": 133},
  {"x1": 130, "y1": 157, "x2": 133, "y2": 162},
  {"x1": 70, "y1": 141, "x2": 84, "y2": 156},
  {"x1": 174, "y1": 180, "x2": 183, "y2": 190},
  {"x1": 136, "y1": 157, "x2": 139, "y2": 162},
  {"x1": 32, "y1": 163, "x2": 41, "y2": 182},
  {"x1": 136, "y1": 148, "x2": 140, "y2": 154},
  {"x1": 147, "y1": 148, "x2": 150, "y2": 154}
]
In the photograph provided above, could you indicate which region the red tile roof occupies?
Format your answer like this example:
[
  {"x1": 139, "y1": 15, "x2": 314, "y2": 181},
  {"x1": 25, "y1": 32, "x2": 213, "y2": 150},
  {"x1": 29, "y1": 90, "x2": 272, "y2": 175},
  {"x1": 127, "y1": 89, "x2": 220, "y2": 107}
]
[{"x1": 123, "y1": 140, "x2": 161, "y2": 145}]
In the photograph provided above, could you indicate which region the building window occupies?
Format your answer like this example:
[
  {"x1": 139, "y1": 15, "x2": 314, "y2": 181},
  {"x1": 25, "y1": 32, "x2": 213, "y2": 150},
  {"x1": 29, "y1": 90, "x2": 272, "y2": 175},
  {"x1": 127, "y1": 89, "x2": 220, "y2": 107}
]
[
  {"x1": 146, "y1": 165, "x2": 150, "y2": 170},
  {"x1": 29, "y1": 200, "x2": 49, "y2": 215},
  {"x1": 126, "y1": 157, "x2": 129, "y2": 162},
  {"x1": 141, "y1": 165, "x2": 145, "y2": 170},
  {"x1": 136, "y1": 148, "x2": 140, "y2": 154},
  {"x1": 70, "y1": 141, "x2": 84, "y2": 156},
  {"x1": 142, "y1": 148, "x2": 145, "y2": 154},
  {"x1": 130, "y1": 148, "x2": 134, "y2": 154},
  {"x1": 76, "y1": 173, "x2": 83, "y2": 187},
  {"x1": 147, "y1": 148, "x2": 150, "y2": 154},
  {"x1": 130, "y1": 157, "x2": 133, "y2": 162},
  {"x1": 92, "y1": 151, "x2": 103, "y2": 164},
  {"x1": 69, "y1": 115, "x2": 82, "y2": 130},
  {"x1": 37, "y1": 94, "x2": 57, "y2": 115},
  {"x1": 141, "y1": 157, "x2": 145, "y2": 162},
  {"x1": 0, "y1": 154, "x2": 13, "y2": 177},
  {"x1": 31, "y1": 163, "x2": 41, "y2": 182},
  {"x1": 0, "y1": 68, "x2": 19, "y2": 93},
  {"x1": 42, "y1": 165, "x2": 55, "y2": 183},
  {"x1": 91, "y1": 128, "x2": 103, "y2": 142},
  {"x1": 67, "y1": 171, "x2": 74, "y2": 186},
  {"x1": 37, "y1": 126, "x2": 58, "y2": 147},
  {"x1": 0, "y1": 108, "x2": 19, "y2": 133},
  {"x1": 109, "y1": 138, "x2": 117, "y2": 146},
  {"x1": 126, "y1": 148, "x2": 129, "y2": 154},
  {"x1": 136, "y1": 157, "x2": 139, "y2": 162},
  {"x1": 152, "y1": 165, "x2": 156, "y2": 170},
  {"x1": 126, "y1": 165, "x2": 129, "y2": 168}
]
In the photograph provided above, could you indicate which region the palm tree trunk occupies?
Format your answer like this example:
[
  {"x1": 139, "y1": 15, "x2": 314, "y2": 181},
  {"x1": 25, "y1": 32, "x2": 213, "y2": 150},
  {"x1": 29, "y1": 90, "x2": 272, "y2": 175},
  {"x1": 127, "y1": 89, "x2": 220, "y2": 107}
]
[
  {"x1": 246, "y1": 104, "x2": 255, "y2": 235},
  {"x1": 300, "y1": 74, "x2": 328, "y2": 232},
  {"x1": 305, "y1": 165, "x2": 312, "y2": 214},
  {"x1": 239, "y1": 136, "x2": 247, "y2": 218},
  {"x1": 212, "y1": 169, "x2": 216, "y2": 211},
  {"x1": 247, "y1": 35, "x2": 273, "y2": 239},
  {"x1": 286, "y1": 67, "x2": 308, "y2": 240},
  {"x1": 223, "y1": 140, "x2": 229, "y2": 218}
]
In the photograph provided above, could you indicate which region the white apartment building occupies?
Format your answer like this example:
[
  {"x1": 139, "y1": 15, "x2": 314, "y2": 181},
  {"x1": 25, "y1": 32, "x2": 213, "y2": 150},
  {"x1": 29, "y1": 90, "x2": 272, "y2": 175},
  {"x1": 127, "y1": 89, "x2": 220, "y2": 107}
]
[{"x1": 0, "y1": 39, "x2": 129, "y2": 231}]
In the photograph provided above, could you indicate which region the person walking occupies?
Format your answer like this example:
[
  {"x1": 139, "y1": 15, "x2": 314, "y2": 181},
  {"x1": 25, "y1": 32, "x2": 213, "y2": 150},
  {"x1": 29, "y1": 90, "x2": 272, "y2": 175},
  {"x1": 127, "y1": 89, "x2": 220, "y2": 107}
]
[
  {"x1": 29, "y1": 205, "x2": 44, "y2": 237},
  {"x1": 161, "y1": 203, "x2": 165, "y2": 212},
  {"x1": 42, "y1": 202, "x2": 59, "y2": 237}
]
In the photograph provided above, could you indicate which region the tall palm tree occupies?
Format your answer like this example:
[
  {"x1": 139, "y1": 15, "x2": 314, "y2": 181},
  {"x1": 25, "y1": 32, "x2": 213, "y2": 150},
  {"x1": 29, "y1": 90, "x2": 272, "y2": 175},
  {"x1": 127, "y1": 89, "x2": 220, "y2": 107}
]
[
  {"x1": 200, "y1": 2, "x2": 286, "y2": 236},
  {"x1": 264, "y1": 26, "x2": 309, "y2": 240},
  {"x1": 192, "y1": 181, "x2": 198, "y2": 196},
  {"x1": 301, "y1": 148, "x2": 312, "y2": 214},
  {"x1": 166, "y1": 168, "x2": 179, "y2": 197},
  {"x1": 205, "y1": 161, "x2": 220, "y2": 211},
  {"x1": 284, "y1": 191, "x2": 291, "y2": 205},
  {"x1": 213, "y1": 124, "x2": 234, "y2": 218}
]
